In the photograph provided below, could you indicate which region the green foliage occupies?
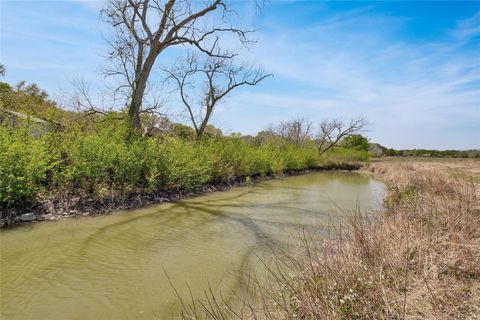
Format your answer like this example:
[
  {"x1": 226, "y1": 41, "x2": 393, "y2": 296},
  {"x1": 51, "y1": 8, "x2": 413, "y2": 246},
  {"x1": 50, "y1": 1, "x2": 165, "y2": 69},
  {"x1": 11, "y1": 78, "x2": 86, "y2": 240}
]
[
  {"x1": 370, "y1": 143, "x2": 480, "y2": 158},
  {"x1": 322, "y1": 147, "x2": 372, "y2": 163},
  {"x1": 0, "y1": 122, "x2": 327, "y2": 211},
  {"x1": 0, "y1": 81, "x2": 74, "y2": 125},
  {"x1": 158, "y1": 137, "x2": 211, "y2": 190},
  {"x1": 60, "y1": 127, "x2": 150, "y2": 194},
  {"x1": 342, "y1": 134, "x2": 369, "y2": 151},
  {"x1": 0, "y1": 126, "x2": 50, "y2": 208},
  {"x1": 170, "y1": 123, "x2": 195, "y2": 140},
  {"x1": 384, "y1": 148, "x2": 397, "y2": 157},
  {"x1": 202, "y1": 124, "x2": 223, "y2": 139},
  {"x1": 0, "y1": 82, "x2": 11, "y2": 91}
]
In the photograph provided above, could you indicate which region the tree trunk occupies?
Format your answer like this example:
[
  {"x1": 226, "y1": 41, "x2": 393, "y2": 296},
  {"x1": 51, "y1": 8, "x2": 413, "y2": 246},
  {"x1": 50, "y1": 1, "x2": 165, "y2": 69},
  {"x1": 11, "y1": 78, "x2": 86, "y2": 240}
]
[
  {"x1": 196, "y1": 126, "x2": 205, "y2": 140},
  {"x1": 196, "y1": 105, "x2": 214, "y2": 140},
  {"x1": 128, "y1": 52, "x2": 158, "y2": 130}
]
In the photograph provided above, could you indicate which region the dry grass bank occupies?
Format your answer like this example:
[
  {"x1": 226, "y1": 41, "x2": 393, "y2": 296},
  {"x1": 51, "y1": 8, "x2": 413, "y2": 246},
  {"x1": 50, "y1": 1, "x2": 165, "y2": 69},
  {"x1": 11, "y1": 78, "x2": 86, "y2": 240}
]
[
  {"x1": 368, "y1": 157, "x2": 480, "y2": 189},
  {"x1": 182, "y1": 159, "x2": 480, "y2": 319}
]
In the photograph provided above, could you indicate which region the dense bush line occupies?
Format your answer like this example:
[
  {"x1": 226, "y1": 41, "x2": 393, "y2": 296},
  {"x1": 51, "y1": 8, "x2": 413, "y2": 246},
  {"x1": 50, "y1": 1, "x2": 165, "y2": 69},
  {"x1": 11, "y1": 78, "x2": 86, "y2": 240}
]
[{"x1": 0, "y1": 121, "x2": 367, "y2": 218}]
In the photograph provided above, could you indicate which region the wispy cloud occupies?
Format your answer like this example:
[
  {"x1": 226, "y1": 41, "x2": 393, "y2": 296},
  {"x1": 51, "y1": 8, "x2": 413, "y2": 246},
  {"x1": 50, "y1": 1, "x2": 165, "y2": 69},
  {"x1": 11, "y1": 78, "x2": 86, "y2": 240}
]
[
  {"x1": 451, "y1": 11, "x2": 480, "y2": 42},
  {"x1": 220, "y1": 8, "x2": 480, "y2": 149},
  {"x1": 1, "y1": 1, "x2": 478, "y2": 149}
]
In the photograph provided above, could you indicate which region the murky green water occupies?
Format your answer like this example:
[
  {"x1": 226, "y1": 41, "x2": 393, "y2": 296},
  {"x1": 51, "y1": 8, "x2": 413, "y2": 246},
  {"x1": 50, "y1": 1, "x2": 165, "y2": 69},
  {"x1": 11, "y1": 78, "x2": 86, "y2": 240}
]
[{"x1": 1, "y1": 172, "x2": 384, "y2": 319}]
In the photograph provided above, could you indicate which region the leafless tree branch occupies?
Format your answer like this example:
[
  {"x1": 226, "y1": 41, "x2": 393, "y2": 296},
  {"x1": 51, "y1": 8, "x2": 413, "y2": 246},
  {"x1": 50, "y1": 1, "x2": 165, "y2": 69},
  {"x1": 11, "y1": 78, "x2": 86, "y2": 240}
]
[
  {"x1": 70, "y1": 78, "x2": 108, "y2": 117},
  {"x1": 316, "y1": 117, "x2": 368, "y2": 155},
  {"x1": 102, "y1": 0, "x2": 257, "y2": 130},
  {"x1": 273, "y1": 116, "x2": 313, "y2": 147},
  {"x1": 165, "y1": 53, "x2": 271, "y2": 139}
]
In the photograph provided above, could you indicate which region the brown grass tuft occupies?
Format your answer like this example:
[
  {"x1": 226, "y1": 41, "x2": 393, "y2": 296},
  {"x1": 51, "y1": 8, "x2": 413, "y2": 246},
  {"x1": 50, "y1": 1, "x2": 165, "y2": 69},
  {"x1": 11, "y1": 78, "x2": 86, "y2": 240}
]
[{"x1": 181, "y1": 160, "x2": 480, "y2": 319}]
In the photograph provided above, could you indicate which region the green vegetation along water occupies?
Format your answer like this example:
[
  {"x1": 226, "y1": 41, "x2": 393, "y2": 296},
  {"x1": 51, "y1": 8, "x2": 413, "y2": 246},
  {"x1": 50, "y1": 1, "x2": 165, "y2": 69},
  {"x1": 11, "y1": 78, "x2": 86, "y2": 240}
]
[{"x1": 0, "y1": 172, "x2": 385, "y2": 319}]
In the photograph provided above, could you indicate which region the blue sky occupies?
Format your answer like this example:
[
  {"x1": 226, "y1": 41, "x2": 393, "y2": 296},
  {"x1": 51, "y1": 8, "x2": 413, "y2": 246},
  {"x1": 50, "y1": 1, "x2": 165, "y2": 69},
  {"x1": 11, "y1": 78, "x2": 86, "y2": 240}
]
[{"x1": 1, "y1": 0, "x2": 479, "y2": 149}]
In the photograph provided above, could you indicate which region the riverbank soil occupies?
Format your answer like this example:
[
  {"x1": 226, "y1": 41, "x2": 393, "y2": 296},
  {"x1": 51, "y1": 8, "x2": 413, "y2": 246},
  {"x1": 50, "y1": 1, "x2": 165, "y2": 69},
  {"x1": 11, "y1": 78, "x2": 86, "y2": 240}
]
[{"x1": 188, "y1": 158, "x2": 480, "y2": 319}]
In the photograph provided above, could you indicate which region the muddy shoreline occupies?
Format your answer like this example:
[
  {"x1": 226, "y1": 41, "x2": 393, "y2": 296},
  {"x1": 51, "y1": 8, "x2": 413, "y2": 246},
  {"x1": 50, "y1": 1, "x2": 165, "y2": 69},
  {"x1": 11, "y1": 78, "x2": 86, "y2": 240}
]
[{"x1": 1, "y1": 162, "x2": 363, "y2": 228}]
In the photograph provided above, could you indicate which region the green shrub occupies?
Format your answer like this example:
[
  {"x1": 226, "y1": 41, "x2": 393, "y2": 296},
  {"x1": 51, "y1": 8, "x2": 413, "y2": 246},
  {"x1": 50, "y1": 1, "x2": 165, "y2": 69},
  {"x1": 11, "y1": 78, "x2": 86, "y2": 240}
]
[
  {"x1": 281, "y1": 143, "x2": 318, "y2": 171},
  {"x1": 159, "y1": 137, "x2": 212, "y2": 190},
  {"x1": 342, "y1": 134, "x2": 370, "y2": 151},
  {"x1": 0, "y1": 120, "x2": 369, "y2": 214},
  {"x1": 322, "y1": 147, "x2": 372, "y2": 163},
  {"x1": 0, "y1": 126, "x2": 50, "y2": 207},
  {"x1": 261, "y1": 144, "x2": 287, "y2": 174},
  {"x1": 59, "y1": 127, "x2": 139, "y2": 194}
]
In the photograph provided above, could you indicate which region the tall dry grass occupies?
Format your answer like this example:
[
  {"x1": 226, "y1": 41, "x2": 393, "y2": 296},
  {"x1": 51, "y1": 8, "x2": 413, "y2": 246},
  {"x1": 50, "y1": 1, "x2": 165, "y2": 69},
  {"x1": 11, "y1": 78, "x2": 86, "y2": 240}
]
[{"x1": 180, "y1": 161, "x2": 480, "y2": 319}]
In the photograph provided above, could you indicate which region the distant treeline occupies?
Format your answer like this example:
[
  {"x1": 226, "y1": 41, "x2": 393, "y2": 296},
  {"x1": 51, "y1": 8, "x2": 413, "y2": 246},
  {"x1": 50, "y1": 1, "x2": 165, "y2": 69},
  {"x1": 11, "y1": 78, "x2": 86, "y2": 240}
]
[
  {"x1": 379, "y1": 146, "x2": 479, "y2": 158},
  {"x1": 368, "y1": 143, "x2": 479, "y2": 158}
]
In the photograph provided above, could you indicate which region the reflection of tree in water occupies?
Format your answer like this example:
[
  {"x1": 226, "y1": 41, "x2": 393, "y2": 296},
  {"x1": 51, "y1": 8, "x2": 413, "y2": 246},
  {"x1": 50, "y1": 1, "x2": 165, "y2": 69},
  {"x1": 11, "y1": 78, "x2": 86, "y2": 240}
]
[
  {"x1": 78, "y1": 175, "x2": 344, "y2": 276},
  {"x1": 75, "y1": 172, "x2": 375, "y2": 316},
  {"x1": 161, "y1": 198, "x2": 332, "y2": 314}
]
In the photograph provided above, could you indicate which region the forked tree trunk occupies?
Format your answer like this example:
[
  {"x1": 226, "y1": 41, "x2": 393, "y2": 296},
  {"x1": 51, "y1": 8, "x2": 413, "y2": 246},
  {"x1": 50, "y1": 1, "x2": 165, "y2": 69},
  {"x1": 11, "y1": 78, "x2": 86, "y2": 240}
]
[{"x1": 128, "y1": 53, "x2": 157, "y2": 130}]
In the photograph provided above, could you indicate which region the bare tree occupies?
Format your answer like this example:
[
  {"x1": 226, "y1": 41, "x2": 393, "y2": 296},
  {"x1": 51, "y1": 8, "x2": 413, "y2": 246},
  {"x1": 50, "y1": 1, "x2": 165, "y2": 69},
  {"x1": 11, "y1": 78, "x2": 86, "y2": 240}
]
[
  {"x1": 166, "y1": 54, "x2": 270, "y2": 140},
  {"x1": 102, "y1": 0, "x2": 254, "y2": 130},
  {"x1": 272, "y1": 116, "x2": 313, "y2": 147},
  {"x1": 316, "y1": 117, "x2": 368, "y2": 155},
  {"x1": 70, "y1": 78, "x2": 109, "y2": 117},
  {"x1": 0, "y1": 64, "x2": 5, "y2": 77}
]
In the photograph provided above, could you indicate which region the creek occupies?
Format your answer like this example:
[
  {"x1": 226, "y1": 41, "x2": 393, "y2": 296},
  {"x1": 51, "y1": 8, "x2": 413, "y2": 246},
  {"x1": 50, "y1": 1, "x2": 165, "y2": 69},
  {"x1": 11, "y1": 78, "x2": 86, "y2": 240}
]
[{"x1": 0, "y1": 171, "x2": 385, "y2": 319}]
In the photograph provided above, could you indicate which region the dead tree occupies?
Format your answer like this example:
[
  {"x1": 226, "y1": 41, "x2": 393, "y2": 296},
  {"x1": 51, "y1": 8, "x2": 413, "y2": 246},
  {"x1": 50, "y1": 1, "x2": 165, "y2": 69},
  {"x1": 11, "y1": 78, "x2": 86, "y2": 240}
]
[
  {"x1": 70, "y1": 78, "x2": 108, "y2": 117},
  {"x1": 166, "y1": 54, "x2": 270, "y2": 140},
  {"x1": 102, "y1": 0, "x2": 254, "y2": 130},
  {"x1": 273, "y1": 116, "x2": 313, "y2": 147},
  {"x1": 316, "y1": 117, "x2": 368, "y2": 155}
]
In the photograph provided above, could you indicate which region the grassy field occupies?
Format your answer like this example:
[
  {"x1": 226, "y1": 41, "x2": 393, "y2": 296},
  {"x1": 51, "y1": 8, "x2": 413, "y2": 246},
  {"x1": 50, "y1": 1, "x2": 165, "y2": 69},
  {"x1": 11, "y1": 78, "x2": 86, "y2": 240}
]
[
  {"x1": 182, "y1": 158, "x2": 480, "y2": 319},
  {"x1": 369, "y1": 157, "x2": 480, "y2": 186}
]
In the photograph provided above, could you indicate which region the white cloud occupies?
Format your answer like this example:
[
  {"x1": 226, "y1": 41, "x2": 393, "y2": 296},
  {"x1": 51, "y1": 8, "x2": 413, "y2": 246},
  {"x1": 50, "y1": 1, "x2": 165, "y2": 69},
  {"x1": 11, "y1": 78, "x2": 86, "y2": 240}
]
[
  {"x1": 1, "y1": 1, "x2": 478, "y2": 149},
  {"x1": 451, "y1": 11, "x2": 480, "y2": 42},
  {"x1": 220, "y1": 9, "x2": 480, "y2": 149}
]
